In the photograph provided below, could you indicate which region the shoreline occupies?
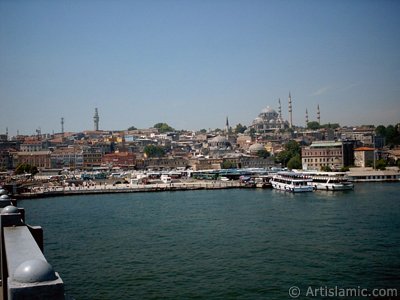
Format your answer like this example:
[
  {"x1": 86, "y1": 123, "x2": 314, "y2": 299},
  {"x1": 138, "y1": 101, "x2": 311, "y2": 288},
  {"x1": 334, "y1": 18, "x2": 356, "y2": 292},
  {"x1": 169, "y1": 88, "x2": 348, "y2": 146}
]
[{"x1": 14, "y1": 181, "x2": 247, "y2": 200}]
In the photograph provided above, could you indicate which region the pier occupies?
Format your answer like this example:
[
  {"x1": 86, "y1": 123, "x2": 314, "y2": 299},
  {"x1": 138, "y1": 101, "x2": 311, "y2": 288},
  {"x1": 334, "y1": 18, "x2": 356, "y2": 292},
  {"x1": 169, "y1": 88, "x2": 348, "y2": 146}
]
[{"x1": 15, "y1": 180, "x2": 246, "y2": 200}]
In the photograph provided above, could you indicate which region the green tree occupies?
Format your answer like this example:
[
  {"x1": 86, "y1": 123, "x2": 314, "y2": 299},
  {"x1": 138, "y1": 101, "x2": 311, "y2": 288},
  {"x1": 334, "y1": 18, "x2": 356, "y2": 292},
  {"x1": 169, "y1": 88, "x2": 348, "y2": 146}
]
[
  {"x1": 127, "y1": 125, "x2": 137, "y2": 131},
  {"x1": 249, "y1": 128, "x2": 256, "y2": 138},
  {"x1": 287, "y1": 155, "x2": 302, "y2": 170},
  {"x1": 153, "y1": 123, "x2": 174, "y2": 133},
  {"x1": 234, "y1": 123, "x2": 247, "y2": 134},
  {"x1": 257, "y1": 150, "x2": 270, "y2": 159},
  {"x1": 385, "y1": 125, "x2": 397, "y2": 145},
  {"x1": 340, "y1": 166, "x2": 350, "y2": 172},
  {"x1": 15, "y1": 163, "x2": 38, "y2": 175},
  {"x1": 321, "y1": 165, "x2": 333, "y2": 172},
  {"x1": 307, "y1": 121, "x2": 320, "y2": 130},
  {"x1": 285, "y1": 140, "x2": 301, "y2": 157},
  {"x1": 199, "y1": 129, "x2": 207, "y2": 134},
  {"x1": 144, "y1": 145, "x2": 166, "y2": 158},
  {"x1": 275, "y1": 140, "x2": 301, "y2": 167},
  {"x1": 375, "y1": 125, "x2": 386, "y2": 137},
  {"x1": 375, "y1": 159, "x2": 386, "y2": 170}
]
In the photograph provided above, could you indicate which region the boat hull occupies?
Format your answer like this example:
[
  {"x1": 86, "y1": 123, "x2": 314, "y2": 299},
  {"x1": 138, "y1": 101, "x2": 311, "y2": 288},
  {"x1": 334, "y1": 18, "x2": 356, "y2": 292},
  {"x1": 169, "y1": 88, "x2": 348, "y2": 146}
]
[
  {"x1": 310, "y1": 183, "x2": 354, "y2": 191},
  {"x1": 271, "y1": 181, "x2": 314, "y2": 193}
]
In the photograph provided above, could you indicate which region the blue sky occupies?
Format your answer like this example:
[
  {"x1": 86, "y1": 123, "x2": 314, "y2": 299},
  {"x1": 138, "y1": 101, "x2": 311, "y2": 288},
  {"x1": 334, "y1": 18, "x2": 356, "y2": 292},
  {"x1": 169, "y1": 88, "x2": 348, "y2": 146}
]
[{"x1": 1, "y1": 0, "x2": 399, "y2": 135}]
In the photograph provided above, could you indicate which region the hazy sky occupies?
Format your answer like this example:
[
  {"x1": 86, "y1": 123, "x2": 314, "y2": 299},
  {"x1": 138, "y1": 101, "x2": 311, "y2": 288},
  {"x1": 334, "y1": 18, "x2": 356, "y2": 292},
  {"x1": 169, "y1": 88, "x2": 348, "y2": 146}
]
[{"x1": 1, "y1": 0, "x2": 399, "y2": 135}]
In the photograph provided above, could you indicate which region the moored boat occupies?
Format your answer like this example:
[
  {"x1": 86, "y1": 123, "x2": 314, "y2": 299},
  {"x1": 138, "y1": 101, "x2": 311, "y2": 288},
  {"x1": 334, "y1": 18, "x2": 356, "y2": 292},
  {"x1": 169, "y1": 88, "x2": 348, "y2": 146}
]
[
  {"x1": 270, "y1": 171, "x2": 314, "y2": 192},
  {"x1": 304, "y1": 171, "x2": 354, "y2": 191}
]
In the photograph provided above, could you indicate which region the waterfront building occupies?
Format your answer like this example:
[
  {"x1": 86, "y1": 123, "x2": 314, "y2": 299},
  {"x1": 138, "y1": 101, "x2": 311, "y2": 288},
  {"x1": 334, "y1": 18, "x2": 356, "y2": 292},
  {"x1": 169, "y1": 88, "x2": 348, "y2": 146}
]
[
  {"x1": 13, "y1": 151, "x2": 52, "y2": 169},
  {"x1": 301, "y1": 140, "x2": 355, "y2": 171},
  {"x1": 102, "y1": 151, "x2": 136, "y2": 169},
  {"x1": 224, "y1": 154, "x2": 274, "y2": 169},
  {"x1": 20, "y1": 139, "x2": 50, "y2": 152},
  {"x1": 0, "y1": 149, "x2": 14, "y2": 170},
  {"x1": 50, "y1": 147, "x2": 84, "y2": 169},
  {"x1": 138, "y1": 157, "x2": 189, "y2": 170},
  {"x1": 347, "y1": 167, "x2": 400, "y2": 182},
  {"x1": 354, "y1": 147, "x2": 375, "y2": 167},
  {"x1": 189, "y1": 157, "x2": 223, "y2": 171},
  {"x1": 82, "y1": 148, "x2": 103, "y2": 169}
]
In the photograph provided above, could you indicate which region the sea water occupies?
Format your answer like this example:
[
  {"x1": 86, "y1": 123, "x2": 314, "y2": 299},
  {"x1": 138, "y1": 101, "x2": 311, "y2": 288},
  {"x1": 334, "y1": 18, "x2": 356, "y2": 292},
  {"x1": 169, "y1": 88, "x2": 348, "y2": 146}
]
[{"x1": 20, "y1": 183, "x2": 400, "y2": 299}]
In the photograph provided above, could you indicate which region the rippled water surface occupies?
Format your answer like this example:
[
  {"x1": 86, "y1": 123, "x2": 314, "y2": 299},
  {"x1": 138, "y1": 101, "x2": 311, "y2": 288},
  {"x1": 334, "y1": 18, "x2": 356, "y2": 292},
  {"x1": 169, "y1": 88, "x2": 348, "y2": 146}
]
[{"x1": 20, "y1": 183, "x2": 400, "y2": 299}]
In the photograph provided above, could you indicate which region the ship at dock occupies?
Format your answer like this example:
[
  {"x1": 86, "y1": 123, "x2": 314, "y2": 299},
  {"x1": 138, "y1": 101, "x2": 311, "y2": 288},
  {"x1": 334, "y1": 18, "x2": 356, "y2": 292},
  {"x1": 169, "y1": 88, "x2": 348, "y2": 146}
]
[
  {"x1": 270, "y1": 171, "x2": 314, "y2": 193},
  {"x1": 303, "y1": 171, "x2": 354, "y2": 191}
]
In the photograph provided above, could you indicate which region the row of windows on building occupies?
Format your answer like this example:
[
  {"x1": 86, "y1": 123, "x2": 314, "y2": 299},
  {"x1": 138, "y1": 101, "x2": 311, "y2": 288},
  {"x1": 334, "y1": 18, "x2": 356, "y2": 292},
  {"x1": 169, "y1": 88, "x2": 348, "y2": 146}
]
[
  {"x1": 303, "y1": 157, "x2": 339, "y2": 163},
  {"x1": 302, "y1": 151, "x2": 342, "y2": 156}
]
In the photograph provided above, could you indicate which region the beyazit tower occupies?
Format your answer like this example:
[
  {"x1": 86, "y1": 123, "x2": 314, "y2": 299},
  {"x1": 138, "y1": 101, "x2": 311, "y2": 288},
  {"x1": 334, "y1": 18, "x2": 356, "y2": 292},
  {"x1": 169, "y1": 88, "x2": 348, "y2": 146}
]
[{"x1": 94, "y1": 108, "x2": 99, "y2": 131}]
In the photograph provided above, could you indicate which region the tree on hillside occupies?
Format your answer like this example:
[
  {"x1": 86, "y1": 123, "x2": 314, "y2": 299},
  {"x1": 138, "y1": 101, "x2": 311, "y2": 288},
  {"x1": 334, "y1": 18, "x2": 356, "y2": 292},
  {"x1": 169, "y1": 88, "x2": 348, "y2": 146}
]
[
  {"x1": 144, "y1": 145, "x2": 166, "y2": 158},
  {"x1": 275, "y1": 140, "x2": 301, "y2": 167},
  {"x1": 287, "y1": 155, "x2": 302, "y2": 170},
  {"x1": 375, "y1": 124, "x2": 400, "y2": 146},
  {"x1": 153, "y1": 123, "x2": 174, "y2": 133},
  {"x1": 375, "y1": 125, "x2": 386, "y2": 137},
  {"x1": 307, "y1": 121, "x2": 320, "y2": 130},
  {"x1": 127, "y1": 125, "x2": 137, "y2": 131},
  {"x1": 257, "y1": 150, "x2": 270, "y2": 159},
  {"x1": 234, "y1": 123, "x2": 247, "y2": 134}
]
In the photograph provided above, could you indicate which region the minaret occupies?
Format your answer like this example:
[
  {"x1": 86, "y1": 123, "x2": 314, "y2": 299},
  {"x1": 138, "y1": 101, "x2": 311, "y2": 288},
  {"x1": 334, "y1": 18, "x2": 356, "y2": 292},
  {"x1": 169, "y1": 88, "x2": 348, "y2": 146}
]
[
  {"x1": 94, "y1": 108, "x2": 99, "y2": 131},
  {"x1": 288, "y1": 92, "x2": 293, "y2": 129},
  {"x1": 225, "y1": 116, "x2": 230, "y2": 134},
  {"x1": 317, "y1": 104, "x2": 320, "y2": 125},
  {"x1": 61, "y1": 117, "x2": 64, "y2": 135},
  {"x1": 278, "y1": 98, "x2": 282, "y2": 120},
  {"x1": 305, "y1": 109, "x2": 309, "y2": 127}
]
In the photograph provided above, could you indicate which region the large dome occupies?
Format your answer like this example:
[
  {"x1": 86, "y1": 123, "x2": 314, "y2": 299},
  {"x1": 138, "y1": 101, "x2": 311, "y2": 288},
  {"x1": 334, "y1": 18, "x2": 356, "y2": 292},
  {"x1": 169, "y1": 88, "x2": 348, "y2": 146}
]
[
  {"x1": 209, "y1": 135, "x2": 228, "y2": 143},
  {"x1": 249, "y1": 143, "x2": 265, "y2": 153},
  {"x1": 261, "y1": 106, "x2": 277, "y2": 114},
  {"x1": 250, "y1": 103, "x2": 288, "y2": 133}
]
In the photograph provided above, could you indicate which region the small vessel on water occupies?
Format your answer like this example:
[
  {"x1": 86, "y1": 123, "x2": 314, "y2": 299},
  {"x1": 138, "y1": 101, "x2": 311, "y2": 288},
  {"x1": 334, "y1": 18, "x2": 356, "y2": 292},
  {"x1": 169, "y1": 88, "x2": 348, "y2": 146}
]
[
  {"x1": 304, "y1": 171, "x2": 354, "y2": 191},
  {"x1": 270, "y1": 171, "x2": 314, "y2": 192}
]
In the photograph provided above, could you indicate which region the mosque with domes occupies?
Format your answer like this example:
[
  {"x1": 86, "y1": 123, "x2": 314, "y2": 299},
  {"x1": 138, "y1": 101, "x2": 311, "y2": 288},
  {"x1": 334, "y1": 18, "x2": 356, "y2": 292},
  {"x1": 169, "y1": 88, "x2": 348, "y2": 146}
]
[{"x1": 249, "y1": 97, "x2": 290, "y2": 134}]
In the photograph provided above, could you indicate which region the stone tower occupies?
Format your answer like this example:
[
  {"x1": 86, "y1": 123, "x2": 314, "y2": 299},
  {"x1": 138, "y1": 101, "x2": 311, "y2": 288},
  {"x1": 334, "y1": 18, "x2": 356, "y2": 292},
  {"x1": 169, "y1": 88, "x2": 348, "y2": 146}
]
[{"x1": 94, "y1": 108, "x2": 99, "y2": 131}]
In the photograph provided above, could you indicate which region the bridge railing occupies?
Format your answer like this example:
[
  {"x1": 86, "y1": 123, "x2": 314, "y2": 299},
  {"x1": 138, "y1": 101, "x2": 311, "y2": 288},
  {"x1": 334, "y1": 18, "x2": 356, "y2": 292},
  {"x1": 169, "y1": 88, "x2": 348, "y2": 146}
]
[{"x1": 0, "y1": 194, "x2": 67, "y2": 300}]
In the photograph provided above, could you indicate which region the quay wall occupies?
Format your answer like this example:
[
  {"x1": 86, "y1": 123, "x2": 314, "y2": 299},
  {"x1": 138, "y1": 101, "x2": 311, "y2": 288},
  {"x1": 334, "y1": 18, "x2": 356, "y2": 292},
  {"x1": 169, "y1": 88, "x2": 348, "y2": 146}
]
[{"x1": 15, "y1": 181, "x2": 247, "y2": 200}]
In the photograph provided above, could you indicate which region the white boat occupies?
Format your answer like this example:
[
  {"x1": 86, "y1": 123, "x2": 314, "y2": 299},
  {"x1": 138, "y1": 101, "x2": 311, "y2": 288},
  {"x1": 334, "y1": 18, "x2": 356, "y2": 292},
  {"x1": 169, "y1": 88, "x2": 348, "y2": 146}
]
[
  {"x1": 304, "y1": 171, "x2": 354, "y2": 191},
  {"x1": 270, "y1": 171, "x2": 314, "y2": 193}
]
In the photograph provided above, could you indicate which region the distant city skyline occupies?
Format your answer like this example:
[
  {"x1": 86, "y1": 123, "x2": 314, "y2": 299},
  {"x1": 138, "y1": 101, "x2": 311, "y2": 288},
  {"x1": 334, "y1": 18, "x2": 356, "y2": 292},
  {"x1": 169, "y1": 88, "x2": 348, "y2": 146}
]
[{"x1": 1, "y1": 0, "x2": 399, "y2": 136}]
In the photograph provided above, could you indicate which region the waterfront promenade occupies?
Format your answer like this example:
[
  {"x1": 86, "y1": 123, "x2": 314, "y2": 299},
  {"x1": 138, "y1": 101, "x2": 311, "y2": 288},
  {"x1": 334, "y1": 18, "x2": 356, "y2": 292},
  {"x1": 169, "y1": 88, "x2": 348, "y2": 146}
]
[{"x1": 16, "y1": 180, "x2": 245, "y2": 199}]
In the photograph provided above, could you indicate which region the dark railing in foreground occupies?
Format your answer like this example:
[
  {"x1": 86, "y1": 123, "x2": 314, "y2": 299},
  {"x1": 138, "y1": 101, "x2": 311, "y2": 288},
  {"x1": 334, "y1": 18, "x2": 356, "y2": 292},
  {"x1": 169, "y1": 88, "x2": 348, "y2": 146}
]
[{"x1": 0, "y1": 189, "x2": 69, "y2": 300}]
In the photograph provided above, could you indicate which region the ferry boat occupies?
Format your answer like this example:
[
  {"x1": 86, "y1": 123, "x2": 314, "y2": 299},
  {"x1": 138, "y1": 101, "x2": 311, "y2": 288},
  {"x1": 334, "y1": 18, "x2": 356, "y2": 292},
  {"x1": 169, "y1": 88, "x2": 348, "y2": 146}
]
[
  {"x1": 304, "y1": 171, "x2": 354, "y2": 191},
  {"x1": 270, "y1": 171, "x2": 314, "y2": 192}
]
